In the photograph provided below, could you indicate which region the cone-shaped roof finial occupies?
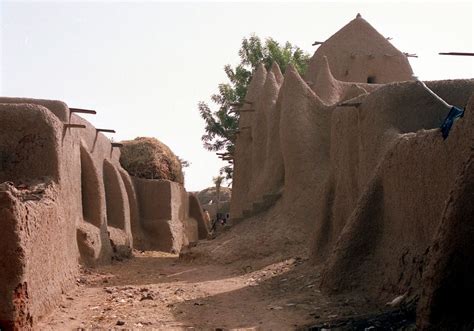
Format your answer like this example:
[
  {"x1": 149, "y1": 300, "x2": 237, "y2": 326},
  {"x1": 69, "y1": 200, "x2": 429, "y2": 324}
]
[{"x1": 270, "y1": 62, "x2": 283, "y2": 85}]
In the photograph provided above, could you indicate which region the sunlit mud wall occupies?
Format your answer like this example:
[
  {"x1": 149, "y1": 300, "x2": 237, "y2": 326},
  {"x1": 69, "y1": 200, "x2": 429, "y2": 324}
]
[
  {"x1": 229, "y1": 14, "x2": 474, "y2": 329},
  {"x1": 0, "y1": 97, "x2": 207, "y2": 329}
]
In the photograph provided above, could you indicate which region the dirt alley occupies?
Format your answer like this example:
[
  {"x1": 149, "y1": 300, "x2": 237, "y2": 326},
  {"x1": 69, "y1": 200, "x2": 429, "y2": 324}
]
[{"x1": 38, "y1": 249, "x2": 379, "y2": 331}]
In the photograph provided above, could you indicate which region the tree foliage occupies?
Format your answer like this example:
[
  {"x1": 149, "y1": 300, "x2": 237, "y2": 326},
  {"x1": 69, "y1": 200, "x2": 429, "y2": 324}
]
[{"x1": 199, "y1": 35, "x2": 310, "y2": 180}]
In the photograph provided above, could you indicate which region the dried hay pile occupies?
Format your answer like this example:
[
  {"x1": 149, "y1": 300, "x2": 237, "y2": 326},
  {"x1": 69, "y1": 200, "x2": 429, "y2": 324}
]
[{"x1": 119, "y1": 137, "x2": 183, "y2": 184}]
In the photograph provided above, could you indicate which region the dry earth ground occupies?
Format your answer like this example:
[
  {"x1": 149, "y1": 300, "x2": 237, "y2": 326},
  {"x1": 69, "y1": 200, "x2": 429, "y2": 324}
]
[{"x1": 38, "y1": 249, "x2": 381, "y2": 330}]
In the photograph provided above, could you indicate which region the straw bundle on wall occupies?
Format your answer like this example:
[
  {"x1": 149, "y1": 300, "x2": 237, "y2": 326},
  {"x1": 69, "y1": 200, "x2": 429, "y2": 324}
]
[{"x1": 119, "y1": 137, "x2": 184, "y2": 184}]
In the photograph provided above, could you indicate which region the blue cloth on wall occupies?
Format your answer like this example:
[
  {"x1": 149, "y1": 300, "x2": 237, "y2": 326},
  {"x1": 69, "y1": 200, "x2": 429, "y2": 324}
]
[{"x1": 440, "y1": 106, "x2": 464, "y2": 139}]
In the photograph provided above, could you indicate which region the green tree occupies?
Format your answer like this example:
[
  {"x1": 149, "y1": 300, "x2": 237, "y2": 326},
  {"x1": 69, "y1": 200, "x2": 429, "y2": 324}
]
[{"x1": 199, "y1": 35, "x2": 310, "y2": 180}]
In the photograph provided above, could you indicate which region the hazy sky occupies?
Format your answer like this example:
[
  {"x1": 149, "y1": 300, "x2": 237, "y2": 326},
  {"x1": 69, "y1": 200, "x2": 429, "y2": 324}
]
[{"x1": 1, "y1": 1, "x2": 473, "y2": 191}]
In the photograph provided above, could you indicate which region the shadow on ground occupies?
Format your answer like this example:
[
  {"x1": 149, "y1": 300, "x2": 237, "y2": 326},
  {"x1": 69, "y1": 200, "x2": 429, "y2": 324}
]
[{"x1": 166, "y1": 257, "x2": 387, "y2": 330}]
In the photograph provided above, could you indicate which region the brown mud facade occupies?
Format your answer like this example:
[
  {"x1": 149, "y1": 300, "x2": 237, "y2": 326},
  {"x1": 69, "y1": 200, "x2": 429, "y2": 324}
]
[
  {"x1": 229, "y1": 14, "x2": 474, "y2": 328},
  {"x1": 0, "y1": 99, "x2": 207, "y2": 329}
]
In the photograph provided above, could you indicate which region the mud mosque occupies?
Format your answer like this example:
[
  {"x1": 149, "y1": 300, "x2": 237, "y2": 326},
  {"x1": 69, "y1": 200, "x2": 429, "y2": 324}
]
[{"x1": 1, "y1": 14, "x2": 473, "y2": 329}]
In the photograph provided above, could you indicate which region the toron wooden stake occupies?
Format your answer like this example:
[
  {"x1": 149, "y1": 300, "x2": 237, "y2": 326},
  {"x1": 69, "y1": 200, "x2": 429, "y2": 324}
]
[
  {"x1": 96, "y1": 128, "x2": 116, "y2": 133},
  {"x1": 337, "y1": 102, "x2": 362, "y2": 107},
  {"x1": 439, "y1": 52, "x2": 474, "y2": 56},
  {"x1": 64, "y1": 124, "x2": 86, "y2": 129},
  {"x1": 230, "y1": 100, "x2": 254, "y2": 108},
  {"x1": 69, "y1": 108, "x2": 96, "y2": 114}
]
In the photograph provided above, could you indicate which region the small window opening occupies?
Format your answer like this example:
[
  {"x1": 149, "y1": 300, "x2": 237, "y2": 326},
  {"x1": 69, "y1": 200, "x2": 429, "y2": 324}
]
[{"x1": 367, "y1": 76, "x2": 376, "y2": 84}]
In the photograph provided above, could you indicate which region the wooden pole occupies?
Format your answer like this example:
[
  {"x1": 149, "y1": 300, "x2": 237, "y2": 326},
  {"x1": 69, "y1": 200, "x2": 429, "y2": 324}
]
[
  {"x1": 96, "y1": 128, "x2": 116, "y2": 133},
  {"x1": 64, "y1": 124, "x2": 86, "y2": 129},
  {"x1": 439, "y1": 52, "x2": 474, "y2": 57},
  {"x1": 337, "y1": 102, "x2": 362, "y2": 108},
  {"x1": 230, "y1": 100, "x2": 253, "y2": 106},
  {"x1": 230, "y1": 108, "x2": 255, "y2": 114},
  {"x1": 69, "y1": 108, "x2": 96, "y2": 114}
]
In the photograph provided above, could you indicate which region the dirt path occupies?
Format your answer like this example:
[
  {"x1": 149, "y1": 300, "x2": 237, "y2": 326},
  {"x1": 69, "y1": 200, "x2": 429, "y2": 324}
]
[{"x1": 38, "y1": 250, "x2": 377, "y2": 330}]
